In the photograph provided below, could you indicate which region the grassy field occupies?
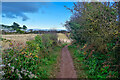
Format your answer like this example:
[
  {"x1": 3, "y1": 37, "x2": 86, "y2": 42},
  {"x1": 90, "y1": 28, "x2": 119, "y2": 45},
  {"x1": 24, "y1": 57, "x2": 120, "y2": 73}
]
[
  {"x1": 57, "y1": 33, "x2": 68, "y2": 39},
  {"x1": 1, "y1": 33, "x2": 70, "y2": 50},
  {"x1": 1, "y1": 34, "x2": 38, "y2": 50},
  {"x1": 2, "y1": 34, "x2": 38, "y2": 42},
  {"x1": 2, "y1": 33, "x2": 67, "y2": 41},
  {"x1": 57, "y1": 33, "x2": 71, "y2": 43}
]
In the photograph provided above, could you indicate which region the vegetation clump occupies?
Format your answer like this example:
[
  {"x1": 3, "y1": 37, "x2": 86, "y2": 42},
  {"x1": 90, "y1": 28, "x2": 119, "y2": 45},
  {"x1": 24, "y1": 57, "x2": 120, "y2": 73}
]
[
  {"x1": 2, "y1": 33, "x2": 61, "y2": 79},
  {"x1": 66, "y1": 2, "x2": 119, "y2": 78}
]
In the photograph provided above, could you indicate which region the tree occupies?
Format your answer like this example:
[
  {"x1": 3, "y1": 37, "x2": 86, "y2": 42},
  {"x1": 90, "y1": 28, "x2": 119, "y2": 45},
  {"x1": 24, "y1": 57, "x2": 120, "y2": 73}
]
[
  {"x1": 23, "y1": 25, "x2": 27, "y2": 30},
  {"x1": 13, "y1": 22, "x2": 20, "y2": 27},
  {"x1": 1, "y1": 22, "x2": 27, "y2": 34},
  {"x1": 16, "y1": 28, "x2": 24, "y2": 34},
  {"x1": 12, "y1": 22, "x2": 21, "y2": 30},
  {"x1": 65, "y1": 2, "x2": 118, "y2": 52}
]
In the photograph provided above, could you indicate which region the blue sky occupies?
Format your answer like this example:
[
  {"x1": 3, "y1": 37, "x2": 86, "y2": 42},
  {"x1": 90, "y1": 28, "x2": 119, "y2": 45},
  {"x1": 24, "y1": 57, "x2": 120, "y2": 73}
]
[{"x1": 2, "y1": 2, "x2": 74, "y2": 30}]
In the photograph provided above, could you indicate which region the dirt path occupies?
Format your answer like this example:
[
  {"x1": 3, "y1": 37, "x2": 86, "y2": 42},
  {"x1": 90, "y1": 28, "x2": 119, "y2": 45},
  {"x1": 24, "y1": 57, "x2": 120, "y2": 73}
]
[{"x1": 57, "y1": 45, "x2": 77, "y2": 78}]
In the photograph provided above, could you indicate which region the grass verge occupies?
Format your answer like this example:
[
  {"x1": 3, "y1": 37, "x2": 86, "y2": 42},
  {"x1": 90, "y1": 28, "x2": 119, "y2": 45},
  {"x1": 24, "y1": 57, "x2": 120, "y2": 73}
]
[
  {"x1": 68, "y1": 45, "x2": 88, "y2": 78},
  {"x1": 44, "y1": 46, "x2": 62, "y2": 78}
]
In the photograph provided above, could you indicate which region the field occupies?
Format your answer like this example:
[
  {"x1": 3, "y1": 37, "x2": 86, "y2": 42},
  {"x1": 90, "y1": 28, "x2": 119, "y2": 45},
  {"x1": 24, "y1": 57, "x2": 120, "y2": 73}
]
[
  {"x1": 1, "y1": 33, "x2": 71, "y2": 50},
  {"x1": 57, "y1": 33, "x2": 71, "y2": 43},
  {"x1": 57, "y1": 33, "x2": 68, "y2": 39},
  {"x1": 1, "y1": 34, "x2": 38, "y2": 50}
]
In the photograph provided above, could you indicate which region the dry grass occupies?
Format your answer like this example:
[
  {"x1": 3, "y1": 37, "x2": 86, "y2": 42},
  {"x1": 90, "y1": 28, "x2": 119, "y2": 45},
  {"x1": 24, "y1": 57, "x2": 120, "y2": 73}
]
[
  {"x1": 57, "y1": 33, "x2": 71, "y2": 43},
  {"x1": 1, "y1": 33, "x2": 71, "y2": 50},
  {"x1": 2, "y1": 34, "x2": 38, "y2": 41},
  {"x1": 57, "y1": 33, "x2": 68, "y2": 39},
  {"x1": 1, "y1": 34, "x2": 38, "y2": 50}
]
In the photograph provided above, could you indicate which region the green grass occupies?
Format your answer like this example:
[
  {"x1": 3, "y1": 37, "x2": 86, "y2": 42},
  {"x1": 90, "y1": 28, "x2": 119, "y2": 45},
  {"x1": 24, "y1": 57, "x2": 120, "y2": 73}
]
[
  {"x1": 68, "y1": 45, "x2": 88, "y2": 78},
  {"x1": 37, "y1": 46, "x2": 62, "y2": 78}
]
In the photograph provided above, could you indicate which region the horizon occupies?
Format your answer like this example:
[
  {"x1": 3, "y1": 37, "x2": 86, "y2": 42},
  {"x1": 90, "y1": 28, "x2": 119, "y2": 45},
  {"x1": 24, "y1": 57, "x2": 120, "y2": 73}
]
[{"x1": 1, "y1": 2, "x2": 74, "y2": 30}]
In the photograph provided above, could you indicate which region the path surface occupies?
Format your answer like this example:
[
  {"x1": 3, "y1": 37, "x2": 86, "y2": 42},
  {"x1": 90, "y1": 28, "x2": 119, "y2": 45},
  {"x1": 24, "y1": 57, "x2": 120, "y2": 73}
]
[{"x1": 57, "y1": 45, "x2": 77, "y2": 78}]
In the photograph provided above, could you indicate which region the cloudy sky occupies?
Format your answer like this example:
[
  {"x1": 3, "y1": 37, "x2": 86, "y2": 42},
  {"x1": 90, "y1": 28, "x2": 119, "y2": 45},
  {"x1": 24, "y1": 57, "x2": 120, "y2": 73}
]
[{"x1": 2, "y1": 2, "x2": 74, "y2": 30}]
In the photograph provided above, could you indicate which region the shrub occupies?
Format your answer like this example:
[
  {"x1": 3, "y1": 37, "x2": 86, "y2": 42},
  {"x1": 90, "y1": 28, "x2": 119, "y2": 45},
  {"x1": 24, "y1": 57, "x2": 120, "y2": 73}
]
[{"x1": 2, "y1": 34, "x2": 59, "y2": 79}]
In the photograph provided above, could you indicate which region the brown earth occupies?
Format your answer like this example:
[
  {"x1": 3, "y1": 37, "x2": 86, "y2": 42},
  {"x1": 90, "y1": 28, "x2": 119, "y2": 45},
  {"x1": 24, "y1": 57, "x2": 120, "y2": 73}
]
[{"x1": 56, "y1": 45, "x2": 77, "y2": 78}]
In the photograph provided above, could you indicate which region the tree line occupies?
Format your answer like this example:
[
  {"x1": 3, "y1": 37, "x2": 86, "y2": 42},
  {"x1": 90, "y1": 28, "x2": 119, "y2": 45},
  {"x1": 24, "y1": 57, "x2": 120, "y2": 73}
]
[
  {"x1": 1, "y1": 22, "x2": 69, "y2": 34},
  {"x1": 1, "y1": 22, "x2": 27, "y2": 34}
]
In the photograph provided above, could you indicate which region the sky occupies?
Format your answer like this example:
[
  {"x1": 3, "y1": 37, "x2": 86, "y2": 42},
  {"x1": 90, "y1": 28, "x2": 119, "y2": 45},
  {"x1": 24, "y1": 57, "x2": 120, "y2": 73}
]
[{"x1": 1, "y1": 2, "x2": 74, "y2": 30}]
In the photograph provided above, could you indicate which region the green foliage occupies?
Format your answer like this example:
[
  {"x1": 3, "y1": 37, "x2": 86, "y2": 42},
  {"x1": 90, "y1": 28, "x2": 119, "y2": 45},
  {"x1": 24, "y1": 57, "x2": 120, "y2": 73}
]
[
  {"x1": 42, "y1": 34, "x2": 53, "y2": 50},
  {"x1": 65, "y1": 2, "x2": 119, "y2": 51},
  {"x1": 2, "y1": 34, "x2": 60, "y2": 79},
  {"x1": 69, "y1": 45, "x2": 119, "y2": 78},
  {"x1": 0, "y1": 38, "x2": 11, "y2": 42},
  {"x1": 42, "y1": 33, "x2": 58, "y2": 49},
  {"x1": 65, "y1": 2, "x2": 119, "y2": 78},
  {"x1": 23, "y1": 25, "x2": 27, "y2": 30},
  {"x1": 2, "y1": 22, "x2": 27, "y2": 34},
  {"x1": 16, "y1": 29, "x2": 25, "y2": 34}
]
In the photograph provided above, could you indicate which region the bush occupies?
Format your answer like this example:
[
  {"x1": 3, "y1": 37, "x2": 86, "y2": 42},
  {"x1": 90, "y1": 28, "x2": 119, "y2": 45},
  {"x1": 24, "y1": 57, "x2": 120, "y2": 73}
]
[
  {"x1": 69, "y1": 45, "x2": 119, "y2": 78},
  {"x1": 42, "y1": 33, "x2": 58, "y2": 49},
  {"x1": 65, "y1": 2, "x2": 119, "y2": 78},
  {"x1": 65, "y1": 2, "x2": 119, "y2": 52},
  {"x1": 2, "y1": 34, "x2": 60, "y2": 79}
]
